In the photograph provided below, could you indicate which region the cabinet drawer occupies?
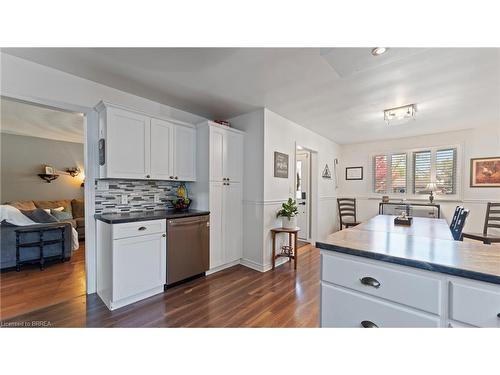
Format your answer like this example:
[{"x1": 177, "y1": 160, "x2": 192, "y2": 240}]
[
  {"x1": 321, "y1": 253, "x2": 441, "y2": 314},
  {"x1": 321, "y1": 283, "x2": 440, "y2": 328},
  {"x1": 113, "y1": 219, "x2": 166, "y2": 239},
  {"x1": 449, "y1": 280, "x2": 500, "y2": 328}
]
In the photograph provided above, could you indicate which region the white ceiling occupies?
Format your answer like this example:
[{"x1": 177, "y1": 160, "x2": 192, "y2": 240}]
[
  {"x1": 3, "y1": 48, "x2": 499, "y2": 144},
  {"x1": 1, "y1": 97, "x2": 84, "y2": 143}
]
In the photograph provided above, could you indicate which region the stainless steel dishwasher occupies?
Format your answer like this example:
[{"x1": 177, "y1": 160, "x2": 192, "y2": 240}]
[{"x1": 166, "y1": 215, "x2": 210, "y2": 286}]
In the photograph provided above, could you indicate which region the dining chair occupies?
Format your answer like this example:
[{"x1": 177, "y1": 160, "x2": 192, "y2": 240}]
[
  {"x1": 337, "y1": 198, "x2": 360, "y2": 229},
  {"x1": 462, "y1": 202, "x2": 500, "y2": 244},
  {"x1": 449, "y1": 206, "x2": 464, "y2": 231},
  {"x1": 451, "y1": 208, "x2": 469, "y2": 241}
]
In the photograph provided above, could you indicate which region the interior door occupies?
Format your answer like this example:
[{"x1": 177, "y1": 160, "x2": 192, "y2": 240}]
[
  {"x1": 223, "y1": 182, "x2": 243, "y2": 263},
  {"x1": 210, "y1": 128, "x2": 225, "y2": 182},
  {"x1": 106, "y1": 107, "x2": 150, "y2": 179},
  {"x1": 296, "y1": 151, "x2": 310, "y2": 240},
  {"x1": 150, "y1": 118, "x2": 174, "y2": 179},
  {"x1": 224, "y1": 131, "x2": 243, "y2": 182},
  {"x1": 173, "y1": 125, "x2": 196, "y2": 181},
  {"x1": 209, "y1": 181, "x2": 224, "y2": 268}
]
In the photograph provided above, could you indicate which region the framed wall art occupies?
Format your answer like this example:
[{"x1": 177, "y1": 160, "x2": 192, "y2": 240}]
[
  {"x1": 274, "y1": 151, "x2": 289, "y2": 178},
  {"x1": 345, "y1": 166, "x2": 363, "y2": 181},
  {"x1": 470, "y1": 156, "x2": 500, "y2": 187}
]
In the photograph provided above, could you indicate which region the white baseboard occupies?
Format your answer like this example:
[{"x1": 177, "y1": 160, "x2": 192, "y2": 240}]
[
  {"x1": 206, "y1": 259, "x2": 241, "y2": 275},
  {"x1": 238, "y1": 257, "x2": 289, "y2": 272}
]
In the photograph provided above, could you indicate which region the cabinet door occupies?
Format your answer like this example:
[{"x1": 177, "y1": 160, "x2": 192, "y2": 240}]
[
  {"x1": 113, "y1": 233, "x2": 166, "y2": 302},
  {"x1": 210, "y1": 128, "x2": 225, "y2": 182},
  {"x1": 173, "y1": 125, "x2": 196, "y2": 181},
  {"x1": 209, "y1": 182, "x2": 224, "y2": 269},
  {"x1": 223, "y1": 182, "x2": 243, "y2": 263},
  {"x1": 150, "y1": 118, "x2": 174, "y2": 180},
  {"x1": 106, "y1": 107, "x2": 150, "y2": 179},
  {"x1": 224, "y1": 131, "x2": 244, "y2": 183}
]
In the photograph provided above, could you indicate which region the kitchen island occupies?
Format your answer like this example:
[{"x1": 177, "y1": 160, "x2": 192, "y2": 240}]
[{"x1": 316, "y1": 215, "x2": 500, "y2": 328}]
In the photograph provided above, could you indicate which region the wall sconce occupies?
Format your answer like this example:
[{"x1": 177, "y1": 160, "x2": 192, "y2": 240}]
[{"x1": 66, "y1": 167, "x2": 81, "y2": 178}]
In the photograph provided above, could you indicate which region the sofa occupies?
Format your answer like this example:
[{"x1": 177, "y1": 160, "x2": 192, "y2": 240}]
[{"x1": 6, "y1": 199, "x2": 85, "y2": 239}]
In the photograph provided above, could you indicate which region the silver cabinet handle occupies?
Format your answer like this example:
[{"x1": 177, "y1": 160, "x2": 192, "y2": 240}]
[
  {"x1": 360, "y1": 276, "x2": 381, "y2": 288},
  {"x1": 175, "y1": 176, "x2": 178, "y2": 180},
  {"x1": 169, "y1": 176, "x2": 174, "y2": 179},
  {"x1": 146, "y1": 175, "x2": 150, "y2": 178},
  {"x1": 162, "y1": 234, "x2": 166, "y2": 237},
  {"x1": 361, "y1": 320, "x2": 378, "y2": 328},
  {"x1": 138, "y1": 226, "x2": 147, "y2": 231}
]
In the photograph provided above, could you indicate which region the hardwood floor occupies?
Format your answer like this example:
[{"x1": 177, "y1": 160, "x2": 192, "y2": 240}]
[
  {"x1": 2, "y1": 245, "x2": 320, "y2": 327},
  {"x1": 0, "y1": 242, "x2": 86, "y2": 320}
]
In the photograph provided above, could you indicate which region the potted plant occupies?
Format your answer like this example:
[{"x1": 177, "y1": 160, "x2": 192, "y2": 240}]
[{"x1": 276, "y1": 198, "x2": 299, "y2": 229}]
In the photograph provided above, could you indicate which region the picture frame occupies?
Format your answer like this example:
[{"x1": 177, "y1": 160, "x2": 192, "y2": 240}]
[
  {"x1": 44, "y1": 165, "x2": 55, "y2": 175},
  {"x1": 470, "y1": 156, "x2": 500, "y2": 187},
  {"x1": 322, "y1": 164, "x2": 332, "y2": 179},
  {"x1": 345, "y1": 166, "x2": 363, "y2": 180},
  {"x1": 274, "y1": 151, "x2": 289, "y2": 178}
]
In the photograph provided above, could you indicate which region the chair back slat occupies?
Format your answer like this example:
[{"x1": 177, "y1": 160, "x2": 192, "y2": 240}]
[
  {"x1": 337, "y1": 198, "x2": 357, "y2": 229},
  {"x1": 449, "y1": 206, "x2": 463, "y2": 230},
  {"x1": 484, "y1": 202, "x2": 500, "y2": 235},
  {"x1": 451, "y1": 208, "x2": 469, "y2": 241}
]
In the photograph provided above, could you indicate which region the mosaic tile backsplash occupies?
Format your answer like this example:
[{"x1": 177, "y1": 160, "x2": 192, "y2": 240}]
[{"x1": 95, "y1": 179, "x2": 185, "y2": 214}]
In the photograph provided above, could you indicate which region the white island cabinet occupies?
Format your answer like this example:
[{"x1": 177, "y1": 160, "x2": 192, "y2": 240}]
[
  {"x1": 97, "y1": 219, "x2": 166, "y2": 310},
  {"x1": 96, "y1": 101, "x2": 196, "y2": 181}
]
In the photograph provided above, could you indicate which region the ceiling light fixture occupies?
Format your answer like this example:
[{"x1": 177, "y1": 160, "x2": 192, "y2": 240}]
[
  {"x1": 371, "y1": 47, "x2": 388, "y2": 56},
  {"x1": 384, "y1": 104, "x2": 417, "y2": 125}
]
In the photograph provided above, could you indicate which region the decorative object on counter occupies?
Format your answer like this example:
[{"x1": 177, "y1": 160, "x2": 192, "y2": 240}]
[
  {"x1": 213, "y1": 120, "x2": 231, "y2": 127},
  {"x1": 322, "y1": 164, "x2": 332, "y2": 179},
  {"x1": 270, "y1": 227, "x2": 300, "y2": 270},
  {"x1": 170, "y1": 197, "x2": 191, "y2": 211},
  {"x1": 382, "y1": 195, "x2": 390, "y2": 203},
  {"x1": 276, "y1": 198, "x2": 298, "y2": 229},
  {"x1": 345, "y1": 166, "x2": 363, "y2": 180},
  {"x1": 394, "y1": 211, "x2": 413, "y2": 226},
  {"x1": 470, "y1": 156, "x2": 500, "y2": 187},
  {"x1": 38, "y1": 173, "x2": 59, "y2": 183},
  {"x1": 65, "y1": 167, "x2": 81, "y2": 177},
  {"x1": 44, "y1": 165, "x2": 55, "y2": 175},
  {"x1": 425, "y1": 182, "x2": 438, "y2": 203},
  {"x1": 274, "y1": 151, "x2": 289, "y2": 178}
]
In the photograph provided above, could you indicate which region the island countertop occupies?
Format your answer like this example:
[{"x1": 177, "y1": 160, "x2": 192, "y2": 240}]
[
  {"x1": 316, "y1": 216, "x2": 500, "y2": 285},
  {"x1": 95, "y1": 209, "x2": 210, "y2": 224}
]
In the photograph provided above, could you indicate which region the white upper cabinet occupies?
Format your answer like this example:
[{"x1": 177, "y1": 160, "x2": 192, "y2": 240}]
[
  {"x1": 97, "y1": 102, "x2": 196, "y2": 181},
  {"x1": 173, "y1": 125, "x2": 197, "y2": 181},
  {"x1": 150, "y1": 118, "x2": 174, "y2": 180},
  {"x1": 104, "y1": 106, "x2": 150, "y2": 179},
  {"x1": 208, "y1": 124, "x2": 244, "y2": 182}
]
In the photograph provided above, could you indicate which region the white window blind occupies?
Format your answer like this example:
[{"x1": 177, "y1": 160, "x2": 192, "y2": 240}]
[
  {"x1": 373, "y1": 155, "x2": 388, "y2": 193},
  {"x1": 413, "y1": 150, "x2": 432, "y2": 193},
  {"x1": 436, "y1": 148, "x2": 457, "y2": 194},
  {"x1": 391, "y1": 153, "x2": 407, "y2": 193}
]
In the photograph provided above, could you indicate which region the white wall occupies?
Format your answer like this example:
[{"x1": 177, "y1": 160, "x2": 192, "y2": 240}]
[
  {"x1": 338, "y1": 126, "x2": 500, "y2": 233},
  {"x1": 232, "y1": 108, "x2": 341, "y2": 271}
]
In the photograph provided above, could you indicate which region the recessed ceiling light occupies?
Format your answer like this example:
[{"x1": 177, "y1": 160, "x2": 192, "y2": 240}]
[{"x1": 371, "y1": 47, "x2": 388, "y2": 56}]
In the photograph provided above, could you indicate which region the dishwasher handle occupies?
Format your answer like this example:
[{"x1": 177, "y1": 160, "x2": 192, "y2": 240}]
[{"x1": 168, "y1": 218, "x2": 208, "y2": 226}]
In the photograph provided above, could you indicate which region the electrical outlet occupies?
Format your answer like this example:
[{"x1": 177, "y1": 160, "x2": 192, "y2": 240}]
[
  {"x1": 121, "y1": 194, "x2": 128, "y2": 205},
  {"x1": 154, "y1": 194, "x2": 160, "y2": 203}
]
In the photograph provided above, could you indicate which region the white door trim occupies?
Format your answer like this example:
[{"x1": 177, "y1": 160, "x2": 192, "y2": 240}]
[{"x1": 1, "y1": 92, "x2": 98, "y2": 294}]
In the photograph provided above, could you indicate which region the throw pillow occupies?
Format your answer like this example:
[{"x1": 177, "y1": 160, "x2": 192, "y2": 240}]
[
  {"x1": 1, "y1": 205, "x2": 36, "y2": 226},
  {"x1": 51, "y1": 210, "x2": 73, "y2": 221},
  {"x1": 21, "y1": 208, "x2": 58, "y2": 223}
]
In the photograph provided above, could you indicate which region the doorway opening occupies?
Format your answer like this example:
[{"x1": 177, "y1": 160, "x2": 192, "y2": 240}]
[
  {"x1": 295, "y1": 146, "x2": 311, "y2": 244},
  {"x1": 0, "y1": 96, "x2": 90, "y2": 320}
]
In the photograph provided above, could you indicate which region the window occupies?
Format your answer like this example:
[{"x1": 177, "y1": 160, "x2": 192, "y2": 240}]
[
  {"x1": 373, "y1": 146, "x2": 458, "y2": 197},
  {"x1": 373, "y1": 153, "x2": 407, "y2": 194}
]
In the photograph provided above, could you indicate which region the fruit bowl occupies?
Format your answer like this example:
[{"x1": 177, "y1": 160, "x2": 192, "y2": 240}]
[{"x1": 170, "y1": 198, "x2": 191, "y2": 211}]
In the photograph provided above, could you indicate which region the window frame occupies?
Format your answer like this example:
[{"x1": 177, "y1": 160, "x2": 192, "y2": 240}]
[{"x1": 370, "y1": 143, "x2": 462, "y2": 201}]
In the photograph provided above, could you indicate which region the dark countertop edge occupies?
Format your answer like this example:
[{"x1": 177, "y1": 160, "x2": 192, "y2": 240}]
[
  {"x1": 316, "y1": 241, "x2": 500, "y2": 285},
  {"x1": 94, "y1": 210, "x2": 210, "y2": 224}
]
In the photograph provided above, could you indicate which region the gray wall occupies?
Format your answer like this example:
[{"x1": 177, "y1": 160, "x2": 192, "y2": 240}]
[{"x1": 1, "y1": 133, "x2": 84, "y2": 203}]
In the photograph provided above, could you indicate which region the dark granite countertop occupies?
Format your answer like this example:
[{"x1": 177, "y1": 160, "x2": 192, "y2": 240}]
[
  {"x1": 95, "y1": 209, "x2": 210, "y2": 224},
  {"x1": 316, "y1": 225, "x2": 500, "y2": 285}
]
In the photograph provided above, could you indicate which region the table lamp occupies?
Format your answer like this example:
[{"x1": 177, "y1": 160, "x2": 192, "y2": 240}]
[{"x1": 425, "y1": 182, "x2": 438, "y2": 203}]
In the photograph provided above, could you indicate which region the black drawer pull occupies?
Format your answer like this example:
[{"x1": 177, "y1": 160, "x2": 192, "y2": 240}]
[
  {"x1": 361, "y1": 320, "x2": 379, "y2": 328},
  {"x1": 138, "y1": 226, "x2": 147, "y2": 231},
  {"x1": 360, "y1": 276, "x2": 381, "y2": 288},
  {"x1": 497, "y1": 313, "x2": 500, "y2": 318}
]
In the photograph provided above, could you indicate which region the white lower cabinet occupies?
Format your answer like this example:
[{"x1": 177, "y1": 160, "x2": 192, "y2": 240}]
[
  {"x1": 320, "y1": 252, "x2": 500, "y2": 328},
  {"x1": 97, "y1": 220, "x2": 166, "y2": 310}
]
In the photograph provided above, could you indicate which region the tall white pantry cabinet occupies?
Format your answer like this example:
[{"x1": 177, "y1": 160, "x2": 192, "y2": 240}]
[{"x1": 193, "y1": 121, "x2": 244, "y2": 272}]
